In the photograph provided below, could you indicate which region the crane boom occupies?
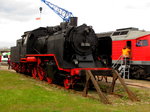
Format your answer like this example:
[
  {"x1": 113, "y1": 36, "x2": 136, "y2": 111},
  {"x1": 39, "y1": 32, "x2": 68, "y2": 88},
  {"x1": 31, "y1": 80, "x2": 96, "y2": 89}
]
[{"x1": 41, "y1": 0, "x2": 73, "y2": 22}]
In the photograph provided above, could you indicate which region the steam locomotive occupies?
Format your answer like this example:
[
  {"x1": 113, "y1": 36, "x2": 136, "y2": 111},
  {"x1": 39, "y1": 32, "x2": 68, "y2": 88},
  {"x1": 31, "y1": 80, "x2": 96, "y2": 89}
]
[{"x1": 11, "y1": 17, "x2": 112, "y2": 88}]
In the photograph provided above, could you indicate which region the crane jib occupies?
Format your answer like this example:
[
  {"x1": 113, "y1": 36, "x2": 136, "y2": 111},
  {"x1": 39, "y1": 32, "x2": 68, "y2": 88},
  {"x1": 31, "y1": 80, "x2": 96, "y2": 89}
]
[{"x1": 41, "y1": 0, "x2": 73, "y2": 22}]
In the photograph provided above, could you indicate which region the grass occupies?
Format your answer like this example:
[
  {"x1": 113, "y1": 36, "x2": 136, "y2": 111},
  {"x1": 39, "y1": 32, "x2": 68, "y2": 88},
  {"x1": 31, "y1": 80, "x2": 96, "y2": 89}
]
[{"x1": 0, "y1": 70, "x2": 150, "y2": 112}]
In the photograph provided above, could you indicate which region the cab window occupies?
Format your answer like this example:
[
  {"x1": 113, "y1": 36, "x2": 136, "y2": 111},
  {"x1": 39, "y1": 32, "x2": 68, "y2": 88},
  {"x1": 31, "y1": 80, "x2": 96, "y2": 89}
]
[
  {"x1": 3, "y1": 55, "x2": 8, "y2": 58},
  {"x1": 112, "y1": 31, "x2": 129, "y2": 36},
  {"x1": 136, "y1": 40, "x2": 148, "y2": 47}
]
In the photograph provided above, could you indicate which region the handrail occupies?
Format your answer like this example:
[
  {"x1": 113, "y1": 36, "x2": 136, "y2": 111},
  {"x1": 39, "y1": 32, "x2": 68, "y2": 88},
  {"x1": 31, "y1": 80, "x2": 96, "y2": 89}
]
[{"x1": 112, "y1": 55, "x2": 123, "y2": 69}]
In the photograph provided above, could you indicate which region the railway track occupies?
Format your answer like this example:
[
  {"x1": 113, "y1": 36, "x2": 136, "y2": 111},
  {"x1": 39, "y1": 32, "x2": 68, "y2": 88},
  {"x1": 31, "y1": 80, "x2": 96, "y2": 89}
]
[
  {"x1": 100, "y1": 76, "x2": 150, "y2": 89},
  {"x1": 125, "y1": 81, "x2": 150, "y2": 89}
]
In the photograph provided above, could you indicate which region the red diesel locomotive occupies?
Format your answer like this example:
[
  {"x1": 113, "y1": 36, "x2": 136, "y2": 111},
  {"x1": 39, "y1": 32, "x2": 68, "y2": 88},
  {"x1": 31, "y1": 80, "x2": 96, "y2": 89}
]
[{"x1": 97, "y1": 27, "x2": 150, "y2": 79}]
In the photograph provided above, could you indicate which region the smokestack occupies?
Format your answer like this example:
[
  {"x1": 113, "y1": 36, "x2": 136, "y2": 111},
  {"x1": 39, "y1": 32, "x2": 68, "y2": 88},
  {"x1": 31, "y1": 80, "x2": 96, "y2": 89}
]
[{"x1": 69, "y1": 17, "x2": 78, "y2": 26}]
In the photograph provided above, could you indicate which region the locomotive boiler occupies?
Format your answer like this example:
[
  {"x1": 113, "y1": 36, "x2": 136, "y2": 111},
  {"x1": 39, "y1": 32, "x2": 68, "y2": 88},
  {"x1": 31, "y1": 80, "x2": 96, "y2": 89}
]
[{"x1": 11, "y1": 17, "x2": 112, "y2": 89}]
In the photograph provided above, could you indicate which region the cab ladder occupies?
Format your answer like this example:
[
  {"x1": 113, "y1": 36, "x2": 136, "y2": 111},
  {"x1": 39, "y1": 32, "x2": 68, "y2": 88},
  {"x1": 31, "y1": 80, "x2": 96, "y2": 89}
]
[{"x1": 112, "y1": 55, "x2": 130, "y2": 79}]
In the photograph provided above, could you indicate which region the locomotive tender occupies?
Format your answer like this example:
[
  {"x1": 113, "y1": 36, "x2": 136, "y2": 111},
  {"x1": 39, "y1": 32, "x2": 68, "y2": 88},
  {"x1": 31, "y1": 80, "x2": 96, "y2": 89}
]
[
  {"x1": 11, "y1": 18, "x2": 112, "y2": 88},
  {"x1": 97, "y1": 27, "x2": 150, "y2": 79}
]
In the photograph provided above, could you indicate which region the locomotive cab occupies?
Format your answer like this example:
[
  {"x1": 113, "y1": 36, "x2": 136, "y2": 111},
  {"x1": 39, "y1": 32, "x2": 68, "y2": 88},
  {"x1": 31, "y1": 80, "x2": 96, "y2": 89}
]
[{"x1": 97, "y1": 36, "x2": 112, "y2": 67}]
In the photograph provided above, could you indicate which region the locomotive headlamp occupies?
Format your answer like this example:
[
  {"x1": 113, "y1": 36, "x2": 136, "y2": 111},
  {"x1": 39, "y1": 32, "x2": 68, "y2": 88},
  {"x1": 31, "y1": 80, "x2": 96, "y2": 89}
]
[
  {"x1": 81, "y1": 42, "x2": 91, "y2": 47},
  {"x1": 84, "y1": 28, "x2": 90, "y2": 35},
  {"x1": 73, "y1": 59, "x2": 79, "y2": 65},
  {"x1": 84, "y1": 28, "x2": 90, "y2": 33}
]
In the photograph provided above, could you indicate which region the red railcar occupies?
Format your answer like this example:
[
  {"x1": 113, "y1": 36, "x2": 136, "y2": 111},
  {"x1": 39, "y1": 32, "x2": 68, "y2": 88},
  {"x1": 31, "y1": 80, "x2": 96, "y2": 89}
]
[
  {"x1": 0, "y1": 55, "x2": 1, "y2": 62},
  {"x1": 97, "y1": 27, "x2": 150, "y2": 79}
]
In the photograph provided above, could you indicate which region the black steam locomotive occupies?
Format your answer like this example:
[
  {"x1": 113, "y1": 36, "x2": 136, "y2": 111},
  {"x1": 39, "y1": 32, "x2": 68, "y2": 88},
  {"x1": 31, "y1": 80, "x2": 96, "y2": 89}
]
[{"x1": 11, "y1": 17, "x2": 112, "y2": 89}]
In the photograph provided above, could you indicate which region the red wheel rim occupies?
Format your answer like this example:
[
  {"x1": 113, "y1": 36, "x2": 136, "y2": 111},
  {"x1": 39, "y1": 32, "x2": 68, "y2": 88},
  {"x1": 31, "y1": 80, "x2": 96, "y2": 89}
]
[
  {"x1": 64, "y1": 79, "x2": 71, "y2": 89},
  {"x1": 37, "y1": 67, "x2": 45, "y2": 80},
  {"x1": 46, "y1": 77, "x2": 53, "y2": 84},
  {"x1": 32, "y1": 67, "x2": 37, "y2": 79}
]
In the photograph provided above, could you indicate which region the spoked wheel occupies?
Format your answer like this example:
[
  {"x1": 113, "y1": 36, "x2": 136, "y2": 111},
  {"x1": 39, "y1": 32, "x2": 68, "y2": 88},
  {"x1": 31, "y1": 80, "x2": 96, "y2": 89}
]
[
  {"x1": 15, "y1": 63, "x2": 21, "y2": 73},
  {"x1": 14, "y1": 63, "x2": 19, "y2": 73},
  {"x1": 46, "y1": 77, "x2": 53, "y2": 84},
  {"x1": 32, "y1": 67, "x2": 37, "y2": 79},
  {"x1": 64, "y1": 78, "x2": 72, "y2": 89},
  {"x1": 21, "y1": 64, "x2": 26, "y2": 73},
  {"x1": 37, "y1": 66, "x2": 45, "y2": 80}
]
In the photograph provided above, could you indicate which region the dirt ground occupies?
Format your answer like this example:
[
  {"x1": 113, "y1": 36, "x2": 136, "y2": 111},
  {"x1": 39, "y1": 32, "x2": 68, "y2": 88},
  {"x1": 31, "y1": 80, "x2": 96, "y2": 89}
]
[
  {"x1": 0, "y1": 64, "x2": 150, "y2": 89},
  {"x1": 103, "y1": 76, "x2": 150, "y2": 89},
  {"x1": 0, "y1": 64, "x2": 15, "y2": 72}
]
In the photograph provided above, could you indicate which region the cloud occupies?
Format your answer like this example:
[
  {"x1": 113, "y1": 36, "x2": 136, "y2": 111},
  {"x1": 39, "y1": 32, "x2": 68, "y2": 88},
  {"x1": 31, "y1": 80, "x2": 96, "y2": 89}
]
[
  {"x1": 145, "y1": 2, "x2": 150, "y2": 8},
  {"x1": 0, "y1": 41, "x2": 15, "y2": 48},
  {"x1": 124, "y1": 1, "x2": 150, "y2": 10},
  {"x1": 0, "y1": 0, "x2": 40, "y2": 22}
]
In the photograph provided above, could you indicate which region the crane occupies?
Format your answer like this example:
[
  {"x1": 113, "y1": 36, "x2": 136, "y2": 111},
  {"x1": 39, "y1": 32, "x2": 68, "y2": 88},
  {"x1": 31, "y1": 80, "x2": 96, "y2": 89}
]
[{"x1": 41, "y1": 0, "x2": 73, "y2": 22}]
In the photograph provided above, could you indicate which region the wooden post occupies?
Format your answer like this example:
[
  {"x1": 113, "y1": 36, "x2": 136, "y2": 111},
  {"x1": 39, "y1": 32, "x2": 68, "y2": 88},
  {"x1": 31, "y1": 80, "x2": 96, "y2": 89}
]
[
  {"x1": 82, "y1": 70, "x2": 111, "y2": 104},
  {"x1": 82, "y1": 72, "x2": 90, "y2": 97},
  {"x1": 109, "y1": 72, "x2": 118, "y2": 93},
  {"x1": 112, "y1": 69, "x2": 139, "y2": 101},
  {"x1": 83, "y1": 69, "x2": 139, "y2": 104}
]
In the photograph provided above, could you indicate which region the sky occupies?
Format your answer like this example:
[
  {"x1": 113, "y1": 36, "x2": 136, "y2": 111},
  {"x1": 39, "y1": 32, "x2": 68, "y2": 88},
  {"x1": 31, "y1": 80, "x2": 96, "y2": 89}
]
[{"x1": 1, "y1": 0, "x2": 150, "y2": 47}]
